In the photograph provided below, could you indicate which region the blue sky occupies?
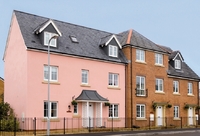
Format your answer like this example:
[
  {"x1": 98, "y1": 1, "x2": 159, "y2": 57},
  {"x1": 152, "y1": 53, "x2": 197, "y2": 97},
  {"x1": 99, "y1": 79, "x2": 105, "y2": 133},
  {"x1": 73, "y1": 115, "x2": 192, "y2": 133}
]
[{"x1": 1, "y1": 0, "x2": 200, "y2": 78}]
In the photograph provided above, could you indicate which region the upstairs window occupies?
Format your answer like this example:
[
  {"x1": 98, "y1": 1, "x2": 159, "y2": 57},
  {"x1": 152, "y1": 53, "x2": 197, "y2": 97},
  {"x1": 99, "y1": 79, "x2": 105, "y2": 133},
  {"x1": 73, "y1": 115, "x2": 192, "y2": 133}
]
[
  {"x1": 136, "y1": 76, "x2": 145, "y2": 96},
  {"x1": 188, "y1": 83, "x2": 193, "y2": 95},
  {"x1": 175, "y1": 60, "x2": 181, "y2": 69},
  {"x1": 108, "y1": 73, "x2": 118, "y2": 87},
  {"x1": 136, "y1": 49, "x2": 145, "y2": 62},
  {"x1": 44, "y1": 32, "x2": 57, "y2": 47},
  {"x1": 44, "y1": 65, "x2": 58, "y2": 82},
  {"x1": 155, "y1": 78, "x2": 163, "y2": 92},
  {"x1": 109, "y1": 45, "x2": 118, "y2": 57},
  {"x1": 155, "y1": 53, "x2": 163, "y2": 65},
  {"x1": 82, "y1": 70, "x2": 88, "y2": 84},
  {"x1": 173, "y1": 81, "x2": 179, "y2": 93}
]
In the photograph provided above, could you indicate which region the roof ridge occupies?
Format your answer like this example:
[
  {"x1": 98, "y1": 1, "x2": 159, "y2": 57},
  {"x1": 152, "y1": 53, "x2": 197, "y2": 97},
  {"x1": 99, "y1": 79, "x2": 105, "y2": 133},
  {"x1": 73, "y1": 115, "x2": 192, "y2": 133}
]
[
  {"x1": 14, "y1": 10, "x2": 113, "y2": 35},
  {"x1": 126, "y1": 29, "x2": 133, "y2": 44}
]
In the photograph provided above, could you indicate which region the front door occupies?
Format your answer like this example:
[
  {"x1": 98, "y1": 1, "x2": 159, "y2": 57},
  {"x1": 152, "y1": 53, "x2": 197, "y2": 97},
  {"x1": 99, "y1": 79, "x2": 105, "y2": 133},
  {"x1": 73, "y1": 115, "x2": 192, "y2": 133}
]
[
  {"x1": 82, "y1": 102, "x2": 94, "y2": 127},
  {"x1": 188, "y1": 107, "x2": 193, "y2": 125},
  {"x1": 157, "y1": 106, "x2": 163, "y2": 126},
  {"x1": 89, "y1": 103, "x2": 93, "y2": 127}
]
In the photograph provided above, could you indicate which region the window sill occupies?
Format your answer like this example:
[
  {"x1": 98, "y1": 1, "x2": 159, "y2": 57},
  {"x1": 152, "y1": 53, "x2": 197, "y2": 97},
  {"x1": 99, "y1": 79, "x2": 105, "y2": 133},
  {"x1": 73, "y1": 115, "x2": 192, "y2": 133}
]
[
  {"x1": 136, "y1": 118, "x2": 147, "y2": 121},
  {"x1": 173, "y1": 118, "x2": 181, "y2": 121},
  {"x1": 107, "y1": 86, "x2": 121, "y2": 90},
  {"x1": 107, "y1": 118, "x2": 120, "y2": 121},
  {"x1": 173, "y1": 93, "x2": 180, "y2": 96},
  {"x1": 42, "y1": 118, "x2": 60, "y2": 122},
  {"x1": 73, "y1": 115, "x2": 80, "y2": 118},
  {"x1": 42, "y1": 81, "x2": 60, "y2": 85},
  {"x1": 187, "y1": 94, "x2": 194, "y2": 97},
  {"x1": 80, "y1": 84, "x2": 90, "y2": 87},
  {"x1": 155, "y1": 64, "x2": 164, "y2": 67},
  {"x1": 155, "y1": 91, "x2": 165, "y2": 95},
  {"x1": 135, "y1": 60, "x2": 147, "y2": 64}
]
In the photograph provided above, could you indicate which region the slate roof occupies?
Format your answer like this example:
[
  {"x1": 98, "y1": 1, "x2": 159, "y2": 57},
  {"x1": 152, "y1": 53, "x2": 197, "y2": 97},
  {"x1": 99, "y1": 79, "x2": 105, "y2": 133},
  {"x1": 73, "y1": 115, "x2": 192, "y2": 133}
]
[
  {"x1": 75, "y1": 90, "x2": 108, "y2": 101},
  {"x1": 168, "y1": 62, "x2": 199, "y2": 80},
  {"x1": 14, "y1": 10, "x2": 127, "y2": 64},
  {"x1": 158, "y1": 46, "x2": 199, "y2": 80},
  {"x1": 119, "y1": 30, "x2": 167, "y2": 53}
]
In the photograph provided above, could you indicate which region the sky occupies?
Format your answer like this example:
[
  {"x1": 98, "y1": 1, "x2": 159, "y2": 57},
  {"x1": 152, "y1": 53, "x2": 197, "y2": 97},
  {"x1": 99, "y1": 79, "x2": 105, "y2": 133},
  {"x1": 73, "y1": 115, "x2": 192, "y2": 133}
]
[{"x1": 0, "y1": 0, "x2": 200, "y2": 78}]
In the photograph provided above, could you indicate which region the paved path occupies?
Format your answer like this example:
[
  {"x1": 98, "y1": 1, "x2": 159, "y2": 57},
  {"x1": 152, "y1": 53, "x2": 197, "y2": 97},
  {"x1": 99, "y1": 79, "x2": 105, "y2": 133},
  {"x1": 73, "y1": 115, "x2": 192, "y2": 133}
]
[{"x1": 55, "y1": 128, "x2": 200, "y2": 136}]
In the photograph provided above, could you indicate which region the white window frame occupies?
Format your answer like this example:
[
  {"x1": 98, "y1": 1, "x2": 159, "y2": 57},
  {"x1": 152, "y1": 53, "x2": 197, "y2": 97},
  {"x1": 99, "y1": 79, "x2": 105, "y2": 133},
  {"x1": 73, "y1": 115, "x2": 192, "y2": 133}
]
[
  {"x1": 108, "y1": 73, "x2": 119, "y2": 87},
  {"x1": 188, "y1": 83, "x2": 193, "y2": 95},
  {"x1": 174, "y1": 106, "x2": 179, "y2": 118},
  {"x1": 44, "y1": 65, "x2": 58, "y2": 82},
  {"x1": 136, "y1": 104, "x2": 145, "y2": 118},
  {"x1": 73, "y1": 104, "x2": 78, "y2": 114},
  {"x1": 109, "y1": 45, "x2": 118, "y2": 57},
  {"x1": 109, "y1": 104, "x2": 118, "y2": 118},
  {"x1": 175, "y1": 60, "x2": 181, "y2": 69},
  {"x1": 155, "y1": 78, "x2": 163, "y2": 92},
  {"x1": 136, "y1": 49, "x2": 145, "y2": 62},
  {"x1": 44, "y1": 101, "x2": 58, "y2": 118},
  {"x1": 155, "y1": 53, "x2": 163, "y2": 65},
  {"x1": 173, "y1": 81, "x2": 179, "y2": 93},
  {"x1": 81, "y1": 70, "x2": 88, "y2": 84},
  {"x1": 44, "y1": 32, "x2": 57, "y2": 47},
  {"x1": 136, "y1": 76, "x2": 145, "y2": 96}
]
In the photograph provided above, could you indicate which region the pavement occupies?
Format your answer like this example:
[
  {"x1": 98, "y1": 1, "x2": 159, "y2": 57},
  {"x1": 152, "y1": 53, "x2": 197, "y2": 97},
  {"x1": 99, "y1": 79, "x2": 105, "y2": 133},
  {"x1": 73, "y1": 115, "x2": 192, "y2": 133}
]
[{"x1": 56, "y1": 128, "x2": 200, "y2": 136}]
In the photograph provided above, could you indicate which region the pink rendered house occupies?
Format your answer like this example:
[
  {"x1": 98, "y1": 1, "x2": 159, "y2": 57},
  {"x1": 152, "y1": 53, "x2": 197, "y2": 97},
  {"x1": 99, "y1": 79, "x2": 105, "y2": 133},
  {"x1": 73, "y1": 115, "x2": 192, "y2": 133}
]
[{"x1": 3, "y1": 11, "x2": 127, "y2": 128}]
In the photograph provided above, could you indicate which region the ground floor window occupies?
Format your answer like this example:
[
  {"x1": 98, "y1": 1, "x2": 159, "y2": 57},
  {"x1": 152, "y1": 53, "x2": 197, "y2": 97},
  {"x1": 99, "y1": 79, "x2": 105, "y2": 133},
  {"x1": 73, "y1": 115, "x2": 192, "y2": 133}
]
[
  {"x1": 44, "y1": 101, "x2": 58, "y2": 118},
  {"x1": 136, "y1": 104, "x2": 145, "y2": 118},
  {"x1": 109, "y1": 104, "x2": 118, "y2": 118},
  {"x1": 73, "y1": 104, "x2": 78, "y2": 114},
  {"x1": 174, "y1": 106, "x2": 179, "y2": 118}
]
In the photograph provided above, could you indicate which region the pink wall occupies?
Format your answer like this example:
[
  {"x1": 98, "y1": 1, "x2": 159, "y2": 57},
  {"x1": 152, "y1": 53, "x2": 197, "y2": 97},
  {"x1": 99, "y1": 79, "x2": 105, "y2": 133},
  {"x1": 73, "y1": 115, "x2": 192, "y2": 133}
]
[
  {"x1": 4, "y1": 14, "x2": 125, "y2": 121},
  {"x1": 4, "y1": 13, "x2": 28, "y2": 118},
  {"x1": 26, "y1": 50, "x2": 125, "y2": 118}
]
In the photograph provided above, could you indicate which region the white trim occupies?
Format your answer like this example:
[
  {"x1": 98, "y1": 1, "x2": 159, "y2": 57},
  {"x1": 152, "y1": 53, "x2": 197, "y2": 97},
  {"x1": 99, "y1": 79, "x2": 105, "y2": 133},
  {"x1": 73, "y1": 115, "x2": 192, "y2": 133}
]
[
  {"x1": 173, "y1": 52, "x2": 184, "y2": 62},
  {"x1": 105, "y1": 35, "x2": 122, "y2": 49},
  {"x1": 38, "y1": 19, "x2": 62, "y2": 36}
]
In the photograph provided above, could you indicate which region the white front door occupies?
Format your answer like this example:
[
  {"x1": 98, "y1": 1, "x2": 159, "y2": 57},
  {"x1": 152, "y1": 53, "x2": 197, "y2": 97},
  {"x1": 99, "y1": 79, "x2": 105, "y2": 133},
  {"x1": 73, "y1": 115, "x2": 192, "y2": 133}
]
[
  {"x1": 157, "y1": 106, "x2": 163, "y2": 126},
  {"x1": 89, "y1": 103, "x2": 93, "y2": 127},
  {"x1": 188, "y1": 107, "x2": 193, "y2": 125},
  {"x1": 82, "y1": 102, "x2": 94, "y2": 127}
]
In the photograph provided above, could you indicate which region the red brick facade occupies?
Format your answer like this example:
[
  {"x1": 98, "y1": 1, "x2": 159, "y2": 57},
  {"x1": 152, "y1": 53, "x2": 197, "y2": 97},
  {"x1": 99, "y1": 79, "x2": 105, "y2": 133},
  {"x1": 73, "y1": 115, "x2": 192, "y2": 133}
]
[{"x1": 123, "y1": 46, "x2": 199, "y2": 127}]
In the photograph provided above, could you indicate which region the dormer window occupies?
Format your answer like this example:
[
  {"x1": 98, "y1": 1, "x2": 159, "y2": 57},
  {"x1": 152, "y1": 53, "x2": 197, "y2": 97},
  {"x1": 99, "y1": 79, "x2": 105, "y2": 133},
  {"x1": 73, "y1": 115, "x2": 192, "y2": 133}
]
[
  {"x1": 175, "y1": 60, "x2": 181, "y2": 69},
  {"x1": 109, "y1": 45, "x2": 118, "y2": 57},
  {"x1": 44, "y1": 32, "x2": 57, "y2": 47}
]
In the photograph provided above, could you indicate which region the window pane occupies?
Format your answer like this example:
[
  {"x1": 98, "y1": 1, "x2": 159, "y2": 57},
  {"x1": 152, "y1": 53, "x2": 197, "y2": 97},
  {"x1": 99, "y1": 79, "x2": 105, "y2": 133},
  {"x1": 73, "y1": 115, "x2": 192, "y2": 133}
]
[
  {"x1": 45, "y1": 33, "x2": 50, "y2": 45},
  {"x1": 109, "y1": 105, "x2": 112, "y2": 117},
  {"x1": 74, "y1": 105, "x2": 78, "y2": 114},
  {"x1": 44, "y1": 66, "x2": 48, "y2": 80},
  {"x1": 114, "y1": 105, "x2": 118, "y2": 117},
  {"x1": 51, "y1": 102, "x2": 57, "y2": 117},
  {"x1": 44, "y1": 102, "x2": 48, "y2": 117},
  {"x1": 51, "y1": 67, "x2": 57, "y2": 80}
]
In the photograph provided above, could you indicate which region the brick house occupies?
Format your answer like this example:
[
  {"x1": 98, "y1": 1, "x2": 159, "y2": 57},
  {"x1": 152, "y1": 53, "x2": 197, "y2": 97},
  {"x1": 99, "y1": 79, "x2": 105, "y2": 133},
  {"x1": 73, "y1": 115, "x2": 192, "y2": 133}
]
[
  {"x1": 3, "y1": 10, "x2": 127, "y2": 128},
  {"x1": 120, "y1": 29, "x2": 199, "y2": 127}
]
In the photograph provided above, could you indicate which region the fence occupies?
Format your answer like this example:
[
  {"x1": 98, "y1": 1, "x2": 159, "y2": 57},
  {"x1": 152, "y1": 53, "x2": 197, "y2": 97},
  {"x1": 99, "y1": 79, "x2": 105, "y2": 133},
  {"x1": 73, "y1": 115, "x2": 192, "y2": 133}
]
[{"x1": 0, "y1": 117, "x2": 199, "y2": 136}]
